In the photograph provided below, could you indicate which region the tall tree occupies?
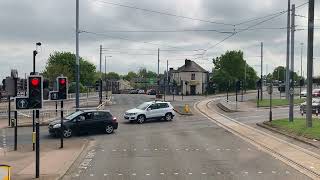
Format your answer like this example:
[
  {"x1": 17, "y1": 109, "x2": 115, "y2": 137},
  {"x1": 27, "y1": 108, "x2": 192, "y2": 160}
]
[
  {"x1": 42, "y1": 51, "x2": 96, "y2": 86},
  {"x1": 104, "y1": 72, "x2": 120, "y2": 80},
  {"x1": 271, "y1": 66, "x2": 300, "y2": 82},
  {"x1": 123, "y1": 71, "x2": 138, "y2": 81},
  {"x1": 212, "y1": 50, "x2": 258, "y2": 91}
]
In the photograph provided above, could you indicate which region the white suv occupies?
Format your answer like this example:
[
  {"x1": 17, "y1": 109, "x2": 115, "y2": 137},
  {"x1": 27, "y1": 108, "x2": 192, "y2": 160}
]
[{"x1": 124, "y1": 101, "x2": 175, "y2": 123}]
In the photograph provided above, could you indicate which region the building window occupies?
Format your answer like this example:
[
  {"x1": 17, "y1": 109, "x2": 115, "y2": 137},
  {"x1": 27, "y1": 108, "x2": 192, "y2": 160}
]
[{"x1": 191, "y1": 73, "x2": 195, "y2": 80}]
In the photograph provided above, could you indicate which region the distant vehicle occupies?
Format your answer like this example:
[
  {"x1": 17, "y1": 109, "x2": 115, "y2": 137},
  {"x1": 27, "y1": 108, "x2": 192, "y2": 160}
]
[
  {"x1": 48, "y1": 110, "x2": 118, "y2": 138},
  {"x1": 129, "y1": 89, "x2": 139, "y2": 94},
  {"x1": 300, "y1": 98, "x2": 320, "y2": 115},
  {"x1": 300, "y1": 90, "x2": 307, "y2": 97},
  {"x1": 147, "y1": 89, "x2": 156, "y2": 95},
  {"x1": 124, "y1": 101, "x2": 175, "y2": 124},
  {"x1": 312, "y1": 89, "x2": 320, "y2": 97},
  {"x1": 138, "y1": 89, "x2": 145, "y2": 94}
]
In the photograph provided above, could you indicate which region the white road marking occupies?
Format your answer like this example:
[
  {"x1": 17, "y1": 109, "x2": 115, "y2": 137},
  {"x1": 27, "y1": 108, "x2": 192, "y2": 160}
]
[
  {"x1": 123, "y1": 149, "x2": 127, "y2": 151},
  {"x1": 164, "y1": 148, "x2": 168, "y2": 151},
  {"x1": 196, "y1": 149, "x2": 199, "y2": 151},
  {"x1": 132, "y1": 173, "x2": 136, "y2": 176},
  {"x1": 174, "y1": 172, "x2": 179, "y2": 175},
  {"x1": 104, "y1": 174, "x2": 108, "y2": 176},
  {"x1": 272, "y1": 171, "x2": 277, "y2": 174},
  {"x1": 118, "y1": 173, "x2": 123, "y2": 176},
  {"x1": 112, "y1": 149, "x2": 116, "y2": 152},
  {"x1": 160, "y1": 172, "x2": 165, "y2": 175},
  {"x1": 226, "y1": 148, "x2": 230, "y2": 151},
  {"x1": 146, "y1": 173, "x2": 150, "y2": 176},
  {"x1": 217, "y1": 172, "x2": 221, "y2": 175},
  {"x1": 188, "y1": 172, "x2": 193, "y2": 175},
  {"x1": 201, "y1": 172, "x2": 207, "y2": 175},
  {"x1": 90, "y1": 174, "x2": 94, "y2": 176},
  {"x1": 286, "y1": 171, "x2": 290, "y2": 174},
  {"x1": 258, "y1": 171, "x2": 263, "y2": 174},
  {"x1": 154, "y1": 148, "x2": 158, "y2": 151}
]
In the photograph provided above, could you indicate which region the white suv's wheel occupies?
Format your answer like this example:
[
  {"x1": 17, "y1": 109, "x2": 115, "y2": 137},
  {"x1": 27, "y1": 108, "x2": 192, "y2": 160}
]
[
  {"x1": 165, "y1": 113, "x2": 172, "y2": 121},
  {"x1": 137, "y1": 115, "x2": 145, "y2": 124}
]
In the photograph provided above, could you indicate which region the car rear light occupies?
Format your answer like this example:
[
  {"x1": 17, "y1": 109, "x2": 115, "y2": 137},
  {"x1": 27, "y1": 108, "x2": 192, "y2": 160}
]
[{"x1": 112, "y1": 117, "x2": 117, "y2": 122}]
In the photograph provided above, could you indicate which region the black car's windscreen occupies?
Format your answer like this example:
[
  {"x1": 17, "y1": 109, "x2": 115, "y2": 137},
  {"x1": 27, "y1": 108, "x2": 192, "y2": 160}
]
[{"x1": 65, "y1": 111, "x2": 83, "y2": 120}]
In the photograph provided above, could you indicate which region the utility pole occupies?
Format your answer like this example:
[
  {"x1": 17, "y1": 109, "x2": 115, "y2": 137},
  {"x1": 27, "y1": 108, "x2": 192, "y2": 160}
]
[
  {"x1": 105, "y1": 56, "x2": 107, "y2": 97},
  {"x1": 289, "y1": 4, "x2": 295, "y2": 122},
  {"x1": 157, "y1": 48, "x2": 160, "y2": 97},
  {"x1": 244, "y1": 60, "x2": 247, "y2": 93},
  {"x1": 164, "y1": 60, "x2": 168, "y2": 101},
  {"x1": 286, "y1": 0, "x2": 291, "y2": 100},
  {"x1": 75, "y1": 0, "x2": 80, "y2": 110},
  {"x1": 306, "y1": 0, "x2": 315, "y2": 128},
  {"x1": 300, "y1": 43, "x2": 304, "y2": 99},
  {"x1": 260, "y1": 42, "x2": 263, "y2": 100},
  {"x1": 99, "y1": 45, "x2": 102, "y2": 104}
]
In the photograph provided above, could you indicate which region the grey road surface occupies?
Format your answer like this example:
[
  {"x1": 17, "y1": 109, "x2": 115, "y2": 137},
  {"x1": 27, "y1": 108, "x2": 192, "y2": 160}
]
[{"x1": 61, "y1": 94, "x2": 310, "y2": 180}]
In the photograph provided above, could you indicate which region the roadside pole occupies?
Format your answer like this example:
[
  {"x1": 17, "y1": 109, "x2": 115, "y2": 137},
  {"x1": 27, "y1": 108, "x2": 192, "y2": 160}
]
[
  {"x1": 260, "y1": 42, "x2": 263, "y2": 100},
  {"x1": 289, "y1": 4, "x2": 295, "y2": 122},
  {"x1": 8, "y1": 96, "x2": 11, "y2": 126},
  {"x1": 60, "y1": 100, "x2": 64, "y2": 148},
  {"x1": 35, "y1": 110, "x2": 40, "y2": 178},
  {"x1": 268, "y1": 84, "x2": 273, "y2": 122},
  {"x1": 286, "y1": 0, "x2": 291, "y2": 100},
  {"x1": 99, "y1": 45, "x2": 102, "y2": 105},
  {"x1": 75, "y1": 0, "x2": 80, "y2": 110},
  {"x1": 14, "y1": 111, "x2": 17, "y2": 151},
  {"x1": 306, "y1": 0, "x2": 315, "y2": 128}
]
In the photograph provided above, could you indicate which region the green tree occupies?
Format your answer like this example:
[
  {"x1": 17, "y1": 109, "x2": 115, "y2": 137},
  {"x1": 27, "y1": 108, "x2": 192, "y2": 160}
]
[
  {"x1": 212, "y1": 50, "x2": 258, "y2": 91},
  {"x1": 42, "y1": 51, "x2": 96, "y2": 86},
  {"x1": 271, "y1": 66, "x2": 300, "y2": 82},
  {"x1": 104, "y1": 72, "x2": 120, "y2": 80},
  {"x1": 123, "y1": 71, "x2": 138, "y2": 81}
]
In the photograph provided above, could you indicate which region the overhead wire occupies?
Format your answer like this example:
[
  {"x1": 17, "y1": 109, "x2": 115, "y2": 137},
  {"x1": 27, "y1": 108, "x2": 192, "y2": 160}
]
[{"x1": 92, "y1": 0, "x2": 234, "y2": 26}]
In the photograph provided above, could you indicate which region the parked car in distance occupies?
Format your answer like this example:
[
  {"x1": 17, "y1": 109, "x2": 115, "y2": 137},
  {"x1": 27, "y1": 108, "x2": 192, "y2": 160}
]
[
  {"x1": 147, "y1": 89, "x2": 156, "y2": 95},
  {"x1": 124, "y1": 101, "x2": 175, "y2": 124},
  {"x1": 300, "y1": 98, "x2": 320, "y2": 115},
  {"x1": 138, "y1": 89, "x2": 145, "y2": 94},
  {"x1": 48, "y1": 110, "x2": 118, "y2": 138},
  {"x1": 312, "y1": 89, "x2": 320, "y2": 97},
  {"x1": 129, "y1": 89, "x2": 139, "y2": 94},
  {"x1": 300, "y1": 90, "x2": 307, "y2": 97}
]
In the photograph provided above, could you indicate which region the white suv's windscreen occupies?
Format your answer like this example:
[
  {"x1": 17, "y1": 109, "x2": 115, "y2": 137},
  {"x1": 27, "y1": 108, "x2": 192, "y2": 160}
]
[{"x1": 136, "y1": 102, "x2": 151, "y2": 110}]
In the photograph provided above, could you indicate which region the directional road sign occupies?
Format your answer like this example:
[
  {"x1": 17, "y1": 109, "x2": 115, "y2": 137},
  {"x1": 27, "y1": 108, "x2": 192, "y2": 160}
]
[
  {"x1": 49, "y1": 91, "x2": 59, "y2": 101},
  {"x1": 289, "y1": 87, "x2": 294, "y2": 95},
  {"x1": 15, "y1": 97, "x2": 29, "y2": 110}
]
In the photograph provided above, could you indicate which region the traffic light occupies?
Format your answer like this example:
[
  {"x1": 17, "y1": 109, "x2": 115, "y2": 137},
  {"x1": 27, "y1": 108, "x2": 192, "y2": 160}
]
[
  {"x1": 299, "y1": 79, "x2": 305, "y2": 87},
  {"x1": 95, "y1": 80, "x2": 100, "y2": 91},
  {"x1": 28, "y1": 75, "x2": 43, "y2": 109},
  {"x1": 57, "y1": 77, "x2": 68, "y2": 100}
]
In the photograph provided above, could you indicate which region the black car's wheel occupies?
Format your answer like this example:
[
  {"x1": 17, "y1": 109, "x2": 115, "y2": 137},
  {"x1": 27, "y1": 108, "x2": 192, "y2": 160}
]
[
  {"x1": 137, "y1": 115, "x2": 145, "y2": 124},
  {"x1": 105, "y1": 125, "x2": 114, "y2": 134},
  {"x1": 165, "y1": 113, "x2": 173, "y2": 121},
  {"x1": 63, "y1": 128, "x2": 73, "y2": 138}
]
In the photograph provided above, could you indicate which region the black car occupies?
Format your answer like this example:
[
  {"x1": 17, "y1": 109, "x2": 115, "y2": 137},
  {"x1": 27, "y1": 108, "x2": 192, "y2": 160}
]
[{"x1": 48, "y1": 110, "x2": 118, "y2": 138}]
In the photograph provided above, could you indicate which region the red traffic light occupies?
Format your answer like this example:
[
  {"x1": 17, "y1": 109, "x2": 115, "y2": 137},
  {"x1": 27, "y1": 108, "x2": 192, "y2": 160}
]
[
  {"x1": 31, "y1": 78, "x2": 40, "y2": 87},
  {"x1": 59, "y1": 78, "x2": 66, "y2": 85}
]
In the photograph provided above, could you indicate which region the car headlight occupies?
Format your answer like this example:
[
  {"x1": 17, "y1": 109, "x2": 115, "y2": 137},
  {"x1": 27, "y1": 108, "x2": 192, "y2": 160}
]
[
  {"x1": 132, "y1": 113, "x2": 137, "y2": 115},
  {"x1": 53, "y1": 124, "x2": 61, "y2": 128}
]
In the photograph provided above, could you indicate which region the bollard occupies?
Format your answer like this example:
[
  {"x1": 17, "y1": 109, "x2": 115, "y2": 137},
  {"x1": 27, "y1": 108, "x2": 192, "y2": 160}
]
[
  {"x1": 184, "y1": 104, "x2": 190, "y2": 113},
  {"x1": 0, "y1": 165, "x2": 11, "y2": 180}
]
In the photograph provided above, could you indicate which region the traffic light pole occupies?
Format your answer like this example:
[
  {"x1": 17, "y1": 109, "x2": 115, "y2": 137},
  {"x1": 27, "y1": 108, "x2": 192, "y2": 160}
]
[
  {"x1": 60, "y1": 101, "x2": 64, "y2": 148},
  {"x1": 35, "y1": 110, "x2": 40, "y2": 178},
  {"x1": 8, "y1": 95, "x2": 11, "y2": 126}
]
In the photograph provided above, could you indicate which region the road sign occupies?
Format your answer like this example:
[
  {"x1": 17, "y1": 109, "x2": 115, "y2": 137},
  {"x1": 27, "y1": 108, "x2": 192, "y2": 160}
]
[
  {"x1": 149, "y1": 78, "x2": 155, "y2": 84},
  {"x1": 49, "y1": 91, "x2": 59, "y2": 101},
  {"x1": 267, "y1": 84, "x2": 273, "y2": 94},
  {"x1": 289, "y1": 87, "x2": 294, "y2": 95},
  {"x1": 15, "y1": 97, "x2": 29, "y2": 110}
]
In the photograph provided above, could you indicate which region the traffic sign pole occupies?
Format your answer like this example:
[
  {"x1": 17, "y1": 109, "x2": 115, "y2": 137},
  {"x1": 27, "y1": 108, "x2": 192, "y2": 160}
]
[
  {"x1": 35, "y1": 110, "x2": 40, "y2": 178},
  {"x1": 14, "y1": 111, "x2": 17, "y2": 151}
]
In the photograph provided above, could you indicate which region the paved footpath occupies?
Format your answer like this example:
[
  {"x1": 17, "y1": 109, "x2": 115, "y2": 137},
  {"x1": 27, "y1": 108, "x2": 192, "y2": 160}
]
[{"x1": 195, "y1": 98, "x2": 320, "y2": 180}]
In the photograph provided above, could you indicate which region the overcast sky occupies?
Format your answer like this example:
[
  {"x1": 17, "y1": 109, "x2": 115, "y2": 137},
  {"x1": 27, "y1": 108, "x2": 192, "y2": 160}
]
[{"x1": 0, "y1": 0, "x2": 319, "y2": 80}]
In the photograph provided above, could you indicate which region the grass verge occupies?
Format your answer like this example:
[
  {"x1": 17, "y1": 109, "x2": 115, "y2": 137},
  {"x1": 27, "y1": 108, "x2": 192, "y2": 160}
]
[
  {"x1": 253, "y1": 98, "x2": 305, "y2": 107},
  {"x1": 265, "y1": 118, "x2": 320, "y2": 140}
]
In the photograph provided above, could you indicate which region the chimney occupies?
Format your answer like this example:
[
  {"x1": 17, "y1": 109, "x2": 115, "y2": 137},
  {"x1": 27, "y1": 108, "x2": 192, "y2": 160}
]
[{"x1": 185, "y1": 59, "x2": 191, "y2": 66}]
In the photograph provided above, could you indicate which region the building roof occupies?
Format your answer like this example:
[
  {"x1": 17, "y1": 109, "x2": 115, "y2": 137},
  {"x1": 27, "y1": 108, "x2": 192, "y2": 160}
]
[{"x1": 174, "y1": 59, "x2": 208, "y2": 73}]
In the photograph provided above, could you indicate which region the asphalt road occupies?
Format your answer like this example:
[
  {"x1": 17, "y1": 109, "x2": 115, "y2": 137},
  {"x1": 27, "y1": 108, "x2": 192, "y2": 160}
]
[{"x1": 60, "y1": 94, "x2": 309, "y2": 180}]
